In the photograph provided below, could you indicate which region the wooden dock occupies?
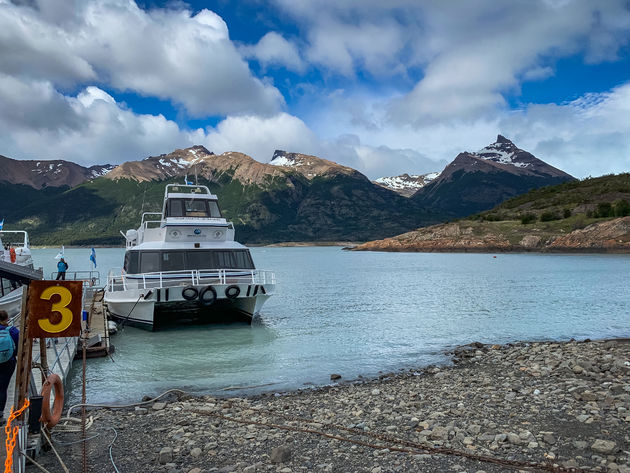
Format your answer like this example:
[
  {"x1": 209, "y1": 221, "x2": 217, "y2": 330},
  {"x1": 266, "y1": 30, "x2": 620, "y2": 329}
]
[{"x1": 1, "y1": 286, "x2": 113, "y2": 470}]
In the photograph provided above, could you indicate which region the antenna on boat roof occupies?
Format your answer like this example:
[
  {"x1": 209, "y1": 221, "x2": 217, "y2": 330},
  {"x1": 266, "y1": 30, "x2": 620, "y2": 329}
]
[{"x1": 195, "y1": 163, "x2": 198, "y2": 185}]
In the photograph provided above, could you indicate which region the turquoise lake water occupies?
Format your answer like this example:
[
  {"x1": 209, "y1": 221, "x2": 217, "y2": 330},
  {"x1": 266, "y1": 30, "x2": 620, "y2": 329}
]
[{"x1": 31, "y1": 247, "x2": 630, "y2": 405}]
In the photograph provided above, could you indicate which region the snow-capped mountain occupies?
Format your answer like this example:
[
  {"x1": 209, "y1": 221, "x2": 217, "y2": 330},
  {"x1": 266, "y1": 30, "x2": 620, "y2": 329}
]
[
  {"x1": 87, "y1": 164, "x2": 117, "y2": 179},
  {"x1": 374, "y1": 172, "x2": 440, "y2": 197},
  {"x1": 0, "y1": 154, "x2": 117, "y2": 189},
  {"x1": 269, "y1": 150, "x2": 363, "y2": 180},
  {"x1": 412, "y1": 135, "x2": 575, "y2": 218}
]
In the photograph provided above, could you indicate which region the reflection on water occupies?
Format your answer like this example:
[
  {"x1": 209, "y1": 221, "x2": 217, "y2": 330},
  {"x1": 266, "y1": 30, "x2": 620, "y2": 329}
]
[{"x1": 32, "y1": 247, "x2": 630, "y2": 405}]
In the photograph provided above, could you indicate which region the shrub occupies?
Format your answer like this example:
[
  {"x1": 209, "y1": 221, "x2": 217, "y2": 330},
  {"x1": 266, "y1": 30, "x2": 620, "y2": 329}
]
[
  {"x1": 563, "y1": 208, "x2": 572, "y2": 218},
  {"x1": 484, "y1": 213, "x2": 506, "y2": 222},
  {"x1": 540, "y1": 211, "x2": 560, "y2": 222},
  {"x1": 613, "y1": 199, "x2": 630, "y2": 217},
  {"x1": 595, "y1": 202, "x2": 612, "y2": 218},
  {"x1": 521, "y1": 213, "x2": 537, "y2": 224}
]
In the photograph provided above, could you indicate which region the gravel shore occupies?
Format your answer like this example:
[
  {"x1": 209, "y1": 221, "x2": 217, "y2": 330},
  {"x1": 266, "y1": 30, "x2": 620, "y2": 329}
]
[{"x1": 29, "y1": 339, "x2": 630, "y2": 473}]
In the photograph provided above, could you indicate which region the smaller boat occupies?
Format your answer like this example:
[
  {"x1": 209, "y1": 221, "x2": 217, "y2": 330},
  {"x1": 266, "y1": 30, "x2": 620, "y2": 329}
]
[{"x1": 0, "y1": 231, "x2": 35, "y2": 318}]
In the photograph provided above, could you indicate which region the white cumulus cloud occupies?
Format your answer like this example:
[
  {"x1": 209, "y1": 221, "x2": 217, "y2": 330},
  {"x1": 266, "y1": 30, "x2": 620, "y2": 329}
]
[
  {"x1": 240, "y1": 32, "x2": 306, "y2": 73},
  {"x1": 0, "y1": 0, "x2": 284, "y2": 117}
]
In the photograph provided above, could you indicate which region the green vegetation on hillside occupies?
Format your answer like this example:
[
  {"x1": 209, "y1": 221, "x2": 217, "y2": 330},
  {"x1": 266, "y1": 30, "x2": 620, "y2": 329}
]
[
  {"x1": 2, "y1": 171, "x2": 442, "y2": 245},
  {"x1": 465, "y1": 173, "x2": 630, "y2": 231}
]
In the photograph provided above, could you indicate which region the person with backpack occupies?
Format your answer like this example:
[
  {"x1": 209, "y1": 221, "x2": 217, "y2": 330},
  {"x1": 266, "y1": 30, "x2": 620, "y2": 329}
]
[
  {"x1": 56, "y1": 258, "x2": 69, "y2": 280},
  {"x1": 0, "y1": 309, "x2": 19, "y2": 422}
]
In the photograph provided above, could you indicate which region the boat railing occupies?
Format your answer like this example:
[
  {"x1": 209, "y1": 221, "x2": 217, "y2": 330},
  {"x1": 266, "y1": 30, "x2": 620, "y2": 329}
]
[
  {"x1": 0, "y1": 230, "x2": 29, "y2": 248},
  {"x1": 141, "y1": 212, "x2": 163, "y2": 228},
  {"x1": 49, "y1": 270, "x2": 101, "y2": 287},
  {"x1": 106, "y1": 268, "x2": 276, "y2": 292}
]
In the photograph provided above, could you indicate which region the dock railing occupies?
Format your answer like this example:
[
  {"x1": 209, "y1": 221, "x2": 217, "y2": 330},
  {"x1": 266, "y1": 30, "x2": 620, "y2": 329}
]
[
  {"x1": 106, "y1": 268, "x2": 276, "y2": 292},
  {"x1": 49, "y1": 270, "x2": 101, "y2": 287}
]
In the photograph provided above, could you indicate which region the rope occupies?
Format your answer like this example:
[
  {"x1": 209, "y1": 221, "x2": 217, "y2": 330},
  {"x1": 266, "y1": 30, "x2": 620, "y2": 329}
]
[
  {"x1": 20, "y1": 450, "x2": 53, "y2": 473},
  {"x1": 189, "y1": 406, "x2": 596, "y2": 473},
  {"x1": 107, "y1": 427, "x2": 121, "y2": 473},
  {"x1": 41, "y1": 430, "x2": 70, "y2": 473},
  {"x1": 65, "y1": 389, "x2": 186, "y2": 418},
  {"x1": 3, "y1": 398, "x2": 30, "y2": 473}
]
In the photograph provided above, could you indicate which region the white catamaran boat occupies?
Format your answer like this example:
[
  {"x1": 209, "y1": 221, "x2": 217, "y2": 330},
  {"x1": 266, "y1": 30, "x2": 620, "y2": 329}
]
[
  {"x1": 104, "y1": 184, "x2": 276, "y2": 330},
  {"x1": 0, "y1": 231, "x2": 35, "y2": 318}
]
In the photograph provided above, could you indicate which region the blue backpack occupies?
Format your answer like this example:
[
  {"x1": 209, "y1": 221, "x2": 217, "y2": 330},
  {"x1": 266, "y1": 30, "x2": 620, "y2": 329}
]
[{"x1": 0, "y1": 328, "x2": 15, "y2": 363}]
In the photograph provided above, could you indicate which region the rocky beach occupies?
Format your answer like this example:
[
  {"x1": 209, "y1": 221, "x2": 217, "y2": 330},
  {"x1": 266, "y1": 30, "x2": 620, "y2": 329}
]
[{"x1": 29, "y1": 339, "x2": 629, "y2": 473}]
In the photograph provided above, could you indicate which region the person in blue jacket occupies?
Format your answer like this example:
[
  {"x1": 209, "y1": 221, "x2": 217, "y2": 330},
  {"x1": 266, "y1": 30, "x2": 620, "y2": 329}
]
[
  {"x1": 0, "y1": 309, "x2": 19, "y2": 422},
  {"x1": 56, "y1": 258, "x2": 68, "y2": 280}
]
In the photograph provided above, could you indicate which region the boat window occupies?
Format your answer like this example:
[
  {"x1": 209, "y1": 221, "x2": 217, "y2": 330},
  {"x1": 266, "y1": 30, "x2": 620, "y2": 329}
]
[
  {"x1": 1, "y1": 277, "x2": 14, "y2": 297},
  {"x1": 184, "y1": 200, "x2": 208, "y2": 217},
  {"x1": 184, "y1": 250, "x2": 255, "y2": 270},
  {"x1": 166, "y1": 200, "x2": 183, "y2": 217},
  {"x1": 165, "y1": 199, "x2": 222, "y2": 218},
  {"x1": 139, "y1": 252, "x2": 160, "y2": 273},
  {"x1": 132, "y1": 249, "x2": 255, "y2": 273},
  {"x1": 208, "y1": 201, "x2": 221, "y2": 218},
  {"x1": 124, "y1": 251, "x2": 139, "y2": 274},
  {"x1": 161, "y1": 252, "x2": 185, "y2": 271}
]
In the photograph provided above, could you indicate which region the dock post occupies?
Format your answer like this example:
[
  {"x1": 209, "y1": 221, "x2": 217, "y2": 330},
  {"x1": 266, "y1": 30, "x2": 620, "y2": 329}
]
[{"x1": 12, "y1": 287, "x2": 33, "y2": 472}]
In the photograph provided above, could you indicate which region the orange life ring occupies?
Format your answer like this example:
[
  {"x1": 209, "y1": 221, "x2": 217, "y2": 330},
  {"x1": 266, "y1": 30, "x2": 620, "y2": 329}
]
[{"x1": 40, "y1": 374, "x2": 64, "y2": 428}]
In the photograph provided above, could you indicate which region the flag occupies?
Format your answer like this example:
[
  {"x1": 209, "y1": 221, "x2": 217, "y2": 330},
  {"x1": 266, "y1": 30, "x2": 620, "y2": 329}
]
[
  {"x1": 0, "y1": 219, "x2": 3, "y2": 230},
  {"x1": 90, "y1": 248, "x2": 97, "y2": 268},
  {"x1": 184, "y1": 175, "x2": 193, "y2": 185},
  {"x1": 54, "y1": 245, "x2": 64, "y2": 260}
]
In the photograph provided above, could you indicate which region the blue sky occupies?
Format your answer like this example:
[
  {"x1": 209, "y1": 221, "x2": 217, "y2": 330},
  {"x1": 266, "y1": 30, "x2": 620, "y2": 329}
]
[{"x1": 1, "y1": 0, "x2": 629, "y2": 179}]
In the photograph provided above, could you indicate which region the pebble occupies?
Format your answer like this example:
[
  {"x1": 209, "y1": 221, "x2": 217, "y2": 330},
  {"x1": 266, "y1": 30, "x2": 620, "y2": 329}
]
[
  {"x1": 270, "y1": 445, "x2": 292, "y2": 464},
  {"x1": 158, "y1": 447, "x2": 173, "y2": 464},
  {"x1": 591, "y1": 439, "x2": 617, "y2": 454}
]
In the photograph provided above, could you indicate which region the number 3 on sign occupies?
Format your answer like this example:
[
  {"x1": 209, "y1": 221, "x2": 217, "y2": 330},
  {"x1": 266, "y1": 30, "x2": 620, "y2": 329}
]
[
  {"x1": 38, "y1": 286, "x2": 74, "y2": 333},
  {"x1": 27, "y1": 280, "x2": 82, "y2": 339}
]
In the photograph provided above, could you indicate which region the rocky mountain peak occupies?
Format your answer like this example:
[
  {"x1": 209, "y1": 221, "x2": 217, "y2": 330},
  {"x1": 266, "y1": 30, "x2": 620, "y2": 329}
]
[{"x1": 473, "y1": 136, "x2": 529, "y2": 168}]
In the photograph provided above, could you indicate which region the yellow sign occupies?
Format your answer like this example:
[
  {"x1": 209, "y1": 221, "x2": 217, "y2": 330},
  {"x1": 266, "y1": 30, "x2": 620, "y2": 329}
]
[{"x1": 27, "y1": 280, "x2": 83, "y2": 338}]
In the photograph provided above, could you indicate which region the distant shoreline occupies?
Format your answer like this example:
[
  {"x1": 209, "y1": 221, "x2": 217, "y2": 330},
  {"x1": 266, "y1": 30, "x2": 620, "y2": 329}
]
[{"x1": 30, "y1": 242, "x2": 365, "y2": 249}]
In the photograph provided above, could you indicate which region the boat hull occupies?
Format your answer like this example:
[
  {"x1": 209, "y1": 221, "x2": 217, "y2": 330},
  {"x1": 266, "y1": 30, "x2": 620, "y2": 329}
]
[
  {"x1": 104, "y1": 283, "x2": 273, "y2": 331},
  {"x1": 0, "y1": 286, "x2": 24, "y2": 318}
]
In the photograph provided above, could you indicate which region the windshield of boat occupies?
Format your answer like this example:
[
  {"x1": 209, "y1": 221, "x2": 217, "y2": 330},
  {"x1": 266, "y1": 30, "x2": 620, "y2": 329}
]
[
  {"x1": 124, "y1": 249, "x2": 255, "y2": 273},
  {"x1": 165, "y1": 198, "x2": 221, "y2": 218}
]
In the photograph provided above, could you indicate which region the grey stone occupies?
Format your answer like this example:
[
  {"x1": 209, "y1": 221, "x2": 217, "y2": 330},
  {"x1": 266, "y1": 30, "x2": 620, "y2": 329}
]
[
  {"x1": 542, "y1": 433, "x2": 556, "y2": 445},
  {"x1": 591, "y1": 439, "x2": 617, "y2": 454},
  {"x1": 153, "y1": 402, "x2": 167, "y2": 411},
  {"x1": 159, "y1": 447, "x2": 173, "y2": 464},
  {"x1": 270, "y1": 445, "x2": 292, "y2": 464},
  {"x1": 134, "y1": 407, "x2": 148, "y2": 415},
  {"x1": 190, "y1": 447, "x2": 202, "y2": 458},
  {"x1": 330, "y1": 373, "x2": 341, "y2": 381},
  {"x1": 429, "y1": 426, "x2": 448, "y2": 440},
  {"x1": 507, "y1": 433, "x2": 522, "y2": 445}
]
